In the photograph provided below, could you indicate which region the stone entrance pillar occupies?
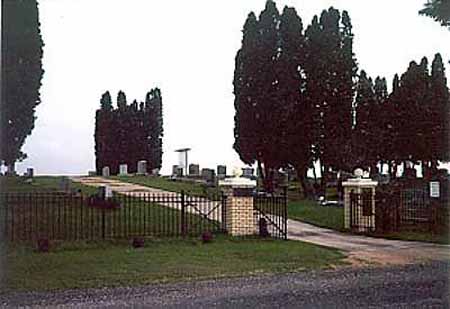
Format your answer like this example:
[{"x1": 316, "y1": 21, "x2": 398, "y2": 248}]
[
  {"x1": 342, "y1": 169, "x2": 378, "y2": 231},
  {"x1": 219, "y1": 168, "x2": 257, "y2": 236}
]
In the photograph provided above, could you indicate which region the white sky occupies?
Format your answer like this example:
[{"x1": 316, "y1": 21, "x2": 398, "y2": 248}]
[{"x1": 13, "y1": 0, "x2": 450, "y2": 175}]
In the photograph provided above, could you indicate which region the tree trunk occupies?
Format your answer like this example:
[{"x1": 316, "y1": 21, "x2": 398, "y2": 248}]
[
  {"x1": 297, "y1": 165, "x2": 315, "y2": 200},
  {"x1": 257, "y1": 160, "x2": 265, "y2": 188},
  {"x1": 320, "y1": 164, "x2": 327, "y2": 199},
  {"x1": 263, "y1": 164, "x2": 274, "y2": 193},
  {"x1": 6, "y1": 162, "x2": 16, "y2": 176}
]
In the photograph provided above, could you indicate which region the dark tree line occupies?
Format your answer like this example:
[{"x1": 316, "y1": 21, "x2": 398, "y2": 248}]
[
  {"x1": 234, "y1": 0, "x2": 450, "y2": 198},
  {"x1": 1, "y1": 0, "x2": 44, "y2": 174},
  {"x1": 95, "y1": 89, "x2": 163, "y2": 175}
]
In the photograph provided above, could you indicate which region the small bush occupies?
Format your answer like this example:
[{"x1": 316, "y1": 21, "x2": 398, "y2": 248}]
[
  {"x1": 37, "y1": 238, "x2": 49, "y2": 253},
  {"x1": 201, "y1": 231, "x2": 213, "y2": 243},
  {"x1": 132, "y1": 237, "x2": 145, "y2": 248}
]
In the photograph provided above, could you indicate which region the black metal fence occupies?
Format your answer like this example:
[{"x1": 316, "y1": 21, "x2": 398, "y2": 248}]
[
  {"x1": 349, "y1": 184, "x2": 448, "y2": 234},
  {"x1": 254, "y1": 191, "x2": 288, "y2": 240},
  {"x1": 0, "y1": 191, "x2": 226, "y2": 242}
]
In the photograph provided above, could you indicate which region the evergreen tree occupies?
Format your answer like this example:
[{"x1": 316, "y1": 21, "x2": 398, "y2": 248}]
[
  {"x1": 304, "y1": 7, "x2": 358, "y2": 191},
  {"x1": 354, "y1": 70, "x2": 377, "y2": 171},
  {"x1": 145, "y1": 88, "x2": 163, "y2": 171},
  {"x1": 1, "y1": 0, "x2": 44, "y2": 174},
  {"x1": 429, "y1": 53, "x2": 450, "y2": 166},
  {"x1": 278, "y1": 6, "x2": 313, "y2": 198},
  {"x1": 233, "y1": 12, "x2": 259, "y2": 166},
  {"x1": 94, "y1": 91, "x2": 113, "y2": 174},
  {"x1": 419, "y1": 0, "x2": 450, "y2": 28}
]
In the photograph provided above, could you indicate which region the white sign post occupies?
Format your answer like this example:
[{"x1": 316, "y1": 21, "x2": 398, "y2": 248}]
[{"x1": 430, "y1": 181, "x2": 440, "y2": 198}]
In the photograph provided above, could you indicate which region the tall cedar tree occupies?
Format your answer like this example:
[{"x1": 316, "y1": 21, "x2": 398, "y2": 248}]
[
  {"x1": 233, "y1": 12, "x2": 259, "y2": 166},
  {"x1": 94, "y1": 91, "x2": 113, "y2": 174},
  {"x1": 419, "y1": 0, "x2": 450, "y2": 28},
  {"x1": 373, "y1": 76, "x2": 391, "y2": 174},
  {"x1": 1, "y1": 0, "x2": 44, "y2": 173},
  {"x1": 354, "y1": 70, "x2": 377, "y2": 172},
  {"x1": 95, "y1": 89, "x2": 163, "y2": 175},
  {"x1": 278, "y1": 7, "x2": 313, "y2": 198},
  {"x1": 429, "y1": 54, "x2": 450, "y2": 168},
  {"x1": 391, "y1": 59, "x2": 431, "y2": 171},
  {"x1": 304, "y1": 8, "x2": 357, "y2": 190},
  {"x1": 233, "y1": 1, "x2": 284, "y2": 191}
]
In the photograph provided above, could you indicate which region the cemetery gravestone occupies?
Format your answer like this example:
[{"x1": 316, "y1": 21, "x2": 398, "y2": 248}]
[
  {"x1": 119, "y1": 164, "x2": 128, "y2": 176},
  {"x1": 26, "y1": 168, "x2": 34, "y2": 178},
  {"x1": 189, "y1": 164, "x2": 200, "y2": 177},
  {"x1": 60, "y1": 176, "x2": 71, "y2": 192},
  {"x1": 241, "y1": 167, "x2": 254, "y2": 179},
  {"x1": 172, "y1": 165, "x2": 179, "y2": 176},
  {"x1": 102, "y1": 166, "x2": 110, "y2": 177},
  {"x1": 137, "y1": 160, "x2": 147, "y2": 175},
  {"x1": 201, "y1": 168, "x2": 216, "y2": 186},
  {"x1": 217, "y1": 165, "x2": 227, "y2": 179},
  {"x1": 176, "y1": 167, "x2": 184, "y2": 177}
]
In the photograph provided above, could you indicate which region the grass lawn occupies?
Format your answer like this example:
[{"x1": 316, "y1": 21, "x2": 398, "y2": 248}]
[
  {"x1": 0, "y1": 176, "x2": 97, "y2": 195},
  {"x1": 1, "y1": 177, "x2": 222, "y2": 241},
  {"x1": 288, "y1": 200, "x2": 345, "y2": 231},
  {"x1": 112, "y1": 175, "x2": 218, "y2": 197},
  {"x1": 2, "y1": 236, "x2": 345, "y2": 292}
]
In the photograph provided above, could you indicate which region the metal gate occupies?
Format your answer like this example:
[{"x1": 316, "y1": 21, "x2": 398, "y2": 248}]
[
  {"x1": 349, "y1": 190, "x2": 375, "y2": 233},
  {"x1": 253, "y1": 192, "x2": 288, "y2": 240}
]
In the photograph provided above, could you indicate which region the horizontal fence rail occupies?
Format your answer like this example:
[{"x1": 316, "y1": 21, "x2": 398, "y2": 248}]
[{"x1": 0, "y1": 191, "x2": 226, "y2": 242}]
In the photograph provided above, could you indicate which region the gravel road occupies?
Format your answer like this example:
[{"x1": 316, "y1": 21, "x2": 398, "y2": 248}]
[{"x1": 1, "y1": 261, "x2": 448, "y2": 308}]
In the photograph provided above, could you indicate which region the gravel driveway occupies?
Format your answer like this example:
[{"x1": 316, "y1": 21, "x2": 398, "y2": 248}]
[{"x1": 1, "y1": 261, "x2": 448, "y2": 308}]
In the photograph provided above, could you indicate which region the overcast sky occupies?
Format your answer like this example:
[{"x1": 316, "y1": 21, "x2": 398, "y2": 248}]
[{"x1": 13, "y1": 0, "x2": 450, "y2": 175}]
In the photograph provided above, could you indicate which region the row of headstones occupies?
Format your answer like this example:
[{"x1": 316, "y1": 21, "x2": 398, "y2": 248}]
[
  {"x1": 172, "y1": 164, "x2": 255, "y2": 180},
  {"x1": 100, "y1": 161, "x2": 160, "y2": 177}
]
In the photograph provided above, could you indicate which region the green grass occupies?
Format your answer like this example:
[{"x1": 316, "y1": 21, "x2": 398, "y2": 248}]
[
  {"x1": 288, "y1": 200, "x2": 345, "y2": 231},
  {"x1": 0, "y1": 176, "x2": 97, "y2": 195},
  {"x1": 2, "y1": 236, "x2": 345, "y2": 292},
  {"x1": 112, "y1": 175, "x2": 219, "y2": 197}
]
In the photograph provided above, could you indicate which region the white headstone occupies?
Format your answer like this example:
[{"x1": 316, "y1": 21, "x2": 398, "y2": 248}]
[
  {"x1": 137, "y1": 160, "x2": 147, "y2": 175},
  {"x1": 152, "y1": 168, "x2": 160, "y2": 176},
  {"x1": 119, "y1": 164, "x2": 128, "y2": 175},
  {"x1": 105, "y1": 185, "x2": 113, "y2": 198},
  {"x1": 430, "y1": 181, "x2": 440, "y2": 198},
  {"x1": 102, "y1": 166, "x2": 110, "y2": 177}
]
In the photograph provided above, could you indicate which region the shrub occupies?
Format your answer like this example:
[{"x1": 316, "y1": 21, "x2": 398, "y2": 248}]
[
  {"x1": 132, "y1": 237, "x2": 145, "y2": 248},
  {"x1": 37, "y1": 238, "x2": 49, "y2": 253},
  {"x1": 201, "y1": 231, "x2": 213, "y2": 243}
]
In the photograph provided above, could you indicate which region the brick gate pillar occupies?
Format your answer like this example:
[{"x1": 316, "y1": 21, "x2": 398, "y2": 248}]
[{"x1": 219, "y1": 169, "x2": 257, "y2": 236}]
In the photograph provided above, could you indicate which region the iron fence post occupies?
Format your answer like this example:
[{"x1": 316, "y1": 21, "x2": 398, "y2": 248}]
[
  {"x1": 283, "y1": 186, "x2": 288, "y2": 240},
  {"x1": 102, "y1": 208, "x2": 106, "y2": 239},
  {"x1": 181, "y1": 190, "x2": 186, "y2": 237}
]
